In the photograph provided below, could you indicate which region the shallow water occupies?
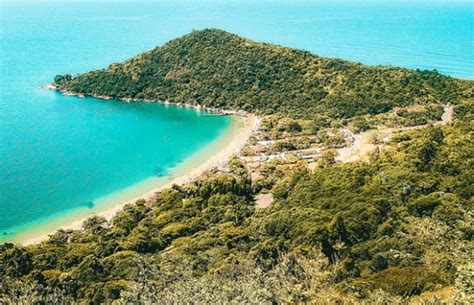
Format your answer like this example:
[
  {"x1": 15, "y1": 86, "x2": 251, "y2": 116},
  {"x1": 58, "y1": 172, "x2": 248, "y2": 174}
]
[{"x1": 1, "y1": 1, "x2": 472, "y2": 242}]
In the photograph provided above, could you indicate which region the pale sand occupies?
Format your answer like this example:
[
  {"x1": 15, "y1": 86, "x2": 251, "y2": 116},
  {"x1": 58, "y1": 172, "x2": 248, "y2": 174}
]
[
  {"x1": 12, "y1": 115, "x2": 259, "y2": 245},
  {"x1": 255, "y1": 193, "x2": 273, "y2": 209}
]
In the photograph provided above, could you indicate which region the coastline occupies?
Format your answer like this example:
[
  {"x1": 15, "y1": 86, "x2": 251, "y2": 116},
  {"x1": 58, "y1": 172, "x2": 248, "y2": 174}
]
[
  {"x1": 44, "y1": 83, "x2": 250, "y2": 117},
  {"x1": 8, "y1": 100, "x2": 259, "y2": 245}
]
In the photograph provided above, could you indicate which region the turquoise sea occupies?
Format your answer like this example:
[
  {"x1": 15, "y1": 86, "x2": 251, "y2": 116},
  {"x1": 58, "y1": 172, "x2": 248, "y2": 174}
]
[{"x1": 1, "y1": 1, "x2": 473, "y2": 243}]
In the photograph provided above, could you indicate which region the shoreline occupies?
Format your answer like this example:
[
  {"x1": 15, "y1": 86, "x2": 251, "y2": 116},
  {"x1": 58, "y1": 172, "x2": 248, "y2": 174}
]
[
  {"x1": 44, "y1": 83, "x2": 250, "y2": 117},
  {"x1": 8, "y1": 92, "x2": 259, "y2": 245}
]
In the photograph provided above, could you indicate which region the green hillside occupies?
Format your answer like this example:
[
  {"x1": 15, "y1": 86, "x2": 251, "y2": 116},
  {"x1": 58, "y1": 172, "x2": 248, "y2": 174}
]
[{"x1": 56, "y1": 29, "x2": 471, "y2": 119}]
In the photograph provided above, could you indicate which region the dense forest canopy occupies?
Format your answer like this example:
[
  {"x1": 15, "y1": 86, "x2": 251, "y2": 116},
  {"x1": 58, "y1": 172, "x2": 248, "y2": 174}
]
[{"x1": 57, "y1": 29, "x2": 472, "y2": 119}]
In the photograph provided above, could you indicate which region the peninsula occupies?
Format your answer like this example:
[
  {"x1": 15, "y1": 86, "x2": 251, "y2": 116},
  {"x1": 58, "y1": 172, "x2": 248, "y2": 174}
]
[{"x1": 53, "y1": 29, "x2": 468, "y2": 119}]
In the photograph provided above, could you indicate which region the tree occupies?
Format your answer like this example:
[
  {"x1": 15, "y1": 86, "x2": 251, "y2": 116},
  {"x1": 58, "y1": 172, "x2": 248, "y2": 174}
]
[
  {"x1": 82, "y1": 215, "x2": 108, "y2": 234},
  {"x1": 318, "y1": 149, "x2": 338, "y2": 168},
  {"x1": 53, "y1": 75, "x2": 64, "y2": 84}
]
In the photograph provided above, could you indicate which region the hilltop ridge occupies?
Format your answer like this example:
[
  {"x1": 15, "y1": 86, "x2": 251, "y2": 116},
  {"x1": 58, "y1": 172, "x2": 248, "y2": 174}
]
[{"x1": 56, "y1": 29, "x2": 471, "y2": 119}]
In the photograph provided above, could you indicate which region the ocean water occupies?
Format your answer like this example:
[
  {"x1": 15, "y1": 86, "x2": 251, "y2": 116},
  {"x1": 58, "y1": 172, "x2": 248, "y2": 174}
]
[{"x1": 1, "y1": 1, "x2": 473, "y2": 242}]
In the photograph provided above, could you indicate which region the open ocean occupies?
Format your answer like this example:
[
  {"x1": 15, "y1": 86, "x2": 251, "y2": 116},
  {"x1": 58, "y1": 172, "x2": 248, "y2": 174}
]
[{"x1": 0, "y1": 1, "x2": 473, "y2": 242}]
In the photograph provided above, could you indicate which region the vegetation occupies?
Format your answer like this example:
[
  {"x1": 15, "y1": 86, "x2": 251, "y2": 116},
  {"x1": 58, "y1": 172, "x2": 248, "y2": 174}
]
[
  {"x1": 1, "y1": 117, "x2": 472, "y2": 303},
  {"x1": 56, "y1": 29, "x2": 472, "y2": 119},
  {"x1": 1, "y1": 29, "x2": 472, "y2": 303},
  {"x1": 54, "y1": 74, "x2": 72, "y2": 85}
]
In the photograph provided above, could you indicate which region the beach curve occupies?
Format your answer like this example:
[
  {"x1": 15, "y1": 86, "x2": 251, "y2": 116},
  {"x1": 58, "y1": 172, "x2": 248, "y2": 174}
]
[{"x1": 11, "y1": 114, "x2": 259, "y2": 245}]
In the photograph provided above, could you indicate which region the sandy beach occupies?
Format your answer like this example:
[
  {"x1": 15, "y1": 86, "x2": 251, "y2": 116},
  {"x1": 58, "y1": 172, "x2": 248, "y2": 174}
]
[{"x1": 11, "y1": 114, "x2": 258, "y2": 245}]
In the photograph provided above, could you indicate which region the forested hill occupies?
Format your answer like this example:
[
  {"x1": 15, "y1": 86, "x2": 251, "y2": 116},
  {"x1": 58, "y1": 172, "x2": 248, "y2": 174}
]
[{"x1": 56, "y1": 29, "x2": 471, "y2": 119}]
